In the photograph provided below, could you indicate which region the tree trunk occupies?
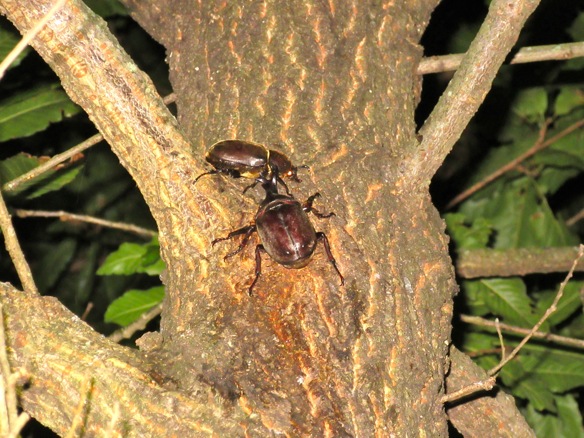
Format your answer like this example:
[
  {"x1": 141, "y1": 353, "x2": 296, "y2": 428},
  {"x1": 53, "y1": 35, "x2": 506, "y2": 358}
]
[
  {"x1": 132, "y1": 1, "x2": 453, "y2": 435},
  {"x1": 0, "y1": 0, "x2": 537, "y2": 436}
]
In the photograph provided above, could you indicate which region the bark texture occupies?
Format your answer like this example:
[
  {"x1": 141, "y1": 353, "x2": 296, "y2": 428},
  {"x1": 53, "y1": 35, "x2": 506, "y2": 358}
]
[
  {"x1": 0, "y1": 0, "x2": 536, "y2": 436},
  {"x1": 125, "y1": 1, "x2": 454, "y2": 435},
  {"x1": 446, "y1": 347, "x2": 536, "y2": 438}
]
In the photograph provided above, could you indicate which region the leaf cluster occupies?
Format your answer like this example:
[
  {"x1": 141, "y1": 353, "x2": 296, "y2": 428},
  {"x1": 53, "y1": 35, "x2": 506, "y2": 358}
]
[
  {"x1": 439, "y1": 6, "x2": 584, "y2": 436},
  {"x1": 0, "y1": 7, "x2": 160, "y2": 333}
]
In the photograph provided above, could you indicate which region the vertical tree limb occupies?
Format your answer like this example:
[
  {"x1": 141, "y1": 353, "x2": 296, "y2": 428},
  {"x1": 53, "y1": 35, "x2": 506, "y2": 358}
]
[{"x1": 410, "y1": 0, "x2": 541, "y2": 186}]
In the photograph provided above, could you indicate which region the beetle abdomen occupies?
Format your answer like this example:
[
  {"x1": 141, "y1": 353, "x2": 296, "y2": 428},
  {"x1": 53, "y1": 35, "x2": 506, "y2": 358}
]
[
  {"x1": 206, "y1": 140, "x2": 267, "y2": 177},
  {"x1": 256, "y1": 199, "x2": 317, "y2": 267}
]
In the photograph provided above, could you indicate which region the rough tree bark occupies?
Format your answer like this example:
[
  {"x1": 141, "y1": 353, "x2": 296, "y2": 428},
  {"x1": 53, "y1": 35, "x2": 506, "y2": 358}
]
[{"x1": 0, "y1": 0, "x2": 538, "y2": 436}]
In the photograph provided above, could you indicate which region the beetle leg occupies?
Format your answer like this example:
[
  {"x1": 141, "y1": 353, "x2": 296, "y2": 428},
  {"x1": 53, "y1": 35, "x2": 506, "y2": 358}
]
[
  {"x1": 242, "y1": 180, "x2": 259, "y2": 195},
  {"x1": 212, "y1": 225, "x2": 257, "y2": 259},
  {"x1": 316, "y1": 232, "x2": 345, "y2": 286},
  {"x1": 195, "y1": 168, "x2": 241, "y2": 183},
  {"x1": 290, "y1": 164, "x2": 309, "y2": 183},
  {"x1": 260, "y1": 164, "x2": 292, "y2": 196},
  {"x1": 246, "y1": 175, "x2": 290, "y2": 195},
  {"x1": 276, "y1": 176, "x2": 292, "y2": 196},
  {"x1": 194, "y1": 170, "x2": 219, "y2": 183},
  {"x1": 304, "y1": 192, "x2": 320, "y2": 209},
  {"x1": 303, "y1": 193, "x2": 335, "y2": 218},
  {"x1": 248, "y1": 245, "x2": 266, "y2": 296}
]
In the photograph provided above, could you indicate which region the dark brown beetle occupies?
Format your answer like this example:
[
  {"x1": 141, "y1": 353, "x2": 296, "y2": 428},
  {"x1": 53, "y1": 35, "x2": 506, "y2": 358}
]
[
  {"x1": 212, "y1": 173, "x2": 344, "y2": 295},
  {"x1": 194, "y1": 140, "x2": 306, "y2": 194}
]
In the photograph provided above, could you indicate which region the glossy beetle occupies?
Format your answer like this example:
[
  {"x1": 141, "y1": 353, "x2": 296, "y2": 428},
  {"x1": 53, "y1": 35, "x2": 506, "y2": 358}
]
[
  {"x1": 194, "y1": 140, "x2": 306, "y2": 194},
  {"x1": 212, "y1": 174, "x2": 344, "y2": 295}
]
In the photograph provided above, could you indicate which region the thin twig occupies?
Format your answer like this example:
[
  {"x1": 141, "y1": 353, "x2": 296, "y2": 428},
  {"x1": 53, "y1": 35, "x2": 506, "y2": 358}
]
[
  {"x1": 107, "y1": 303, "x2": 163, "y2": 343},
  {"x1": 0, "y1": 0, "x2": 66, "y2": 80},
  {"x1": 441, "y1": 377, "x2": 497, "y2": 404},
  {"x1": 444, "y1": 245, "x2": 584, "y2": 404},
  {"x1": 448, "y1": 117, "x2": 551, "y2": 209},
  {"x1": 494, "y1": 318, "x2": 505, "y2": 363},
  {"x1": 80, "y1": 302, "x2": 93, "y2": 321},
  {"x1": 0, "y1": 304, "x2": 17, "y2": 433},
  {"x1": 460, "y1": 314, "x2": 584, "y2": 350},
  {"x1": 488, "y1": 244, "x2": 584, "y2": 377},
  {"x1": 466, "y1": 347, "x2": 508, "y2": 358},
  {"x1": 0, "y1": 191, "x2": 38, "y2": 294},
  {"x1": 163, "y1": 93, "x2": 176, "y2": 105},
  {"x1": 2, "y1": 133, "x2": 103, "y2": 193},
  {"x1": 566, "y1": 207, "x2": 584, "y2": 227},
  {"x1": 418, "y1": 41, "x2": 584, "y2": 75},
  {"x1": 3, "y1": 92, "x2": 176, "y2": 194},
  {"x1": 446, "y1": 117, "x2": 584, "y2": 209},
  {"x1": 14, "y1": 209, "x2": 156, "y2": 238}
]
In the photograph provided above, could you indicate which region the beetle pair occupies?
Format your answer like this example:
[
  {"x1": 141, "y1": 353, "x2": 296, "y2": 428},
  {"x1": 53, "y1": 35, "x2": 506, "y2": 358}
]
[{"x1": 196, "y1": 140, "x2": 344, "y2": 295}]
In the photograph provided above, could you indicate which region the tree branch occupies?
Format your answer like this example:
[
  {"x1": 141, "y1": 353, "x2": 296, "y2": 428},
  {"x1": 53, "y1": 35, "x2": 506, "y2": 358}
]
[
  {"x1": 0, "y1": 304, "x2": 30, "y2": 437},
  {"x1": 0, "y1": 284, "x2": 244, "y2": 436},
  {"x1": 14, "y1": 209, "x2": 156, "y2": 239},
  {"x1": 0, "y1": 0, "x2": 64, "y2": 79},
  {"x1": 446, "y1": 117, "x2": 584, "y2": 209},
  {"x1": 418, "y1": 41, "x2": 584, "y2": 75},
  {"x1": 0, "y1": 190, "x2": 38, "y2": 294},
  {"x1": 460, "y1": 315, "x2": 584, "y2": 350},
  {"x1": 410, "y1": 0, "x2": 541, "y2": 185},
  {"x1": 445, "y1": 346, "x2": 535, "y2": 437},
  {"x1": 456, "y1": 246, "x2": 584, "y2": 278},
  {"x1": 0, "y1": 0, "x2": 208, "y2": 254},
  {"x1": 488, "y1": 245, "x2": 583, "y2": 377}
]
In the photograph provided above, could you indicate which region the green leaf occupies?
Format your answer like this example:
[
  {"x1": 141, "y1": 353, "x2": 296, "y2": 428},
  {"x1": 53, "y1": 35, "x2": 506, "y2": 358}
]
[
  {"x1": 97, "y1": 242, "x2": 147, "y2": 275},
  {"x1": 534, "y1": 282, "x2": 584, "y2": 326},
  {"x1": 567, "y1": 12, "x2": 584, "y2": 41},
  {"x1": 0, "y1": 153, "x2": 83, "y2": 199},
  {"x1": 97, "y1": 238, "x2": 163, "y2": 276},
  {"x1": 448, "y1": 22, "x2": 480, "y2": 53},
  {"x1": 554, "y1": 87, "x2": 584, "y2": 116},
  {"x1": 556, "y1": 394, "x2": 584, "y2": 438},
  {"x1": 467, "y1": 278, "x2": 538, "y2": 327},
  {"x1": 519, "y1": 349, "x2": 584, "y2": 393},
  {"x1": 460, "y1": 331, "x2": 500, "y2": 355},
  {"x1": 512, "y1": 373, "x2": 557, "y2": 412},
  {"x1": 525, "y1": 404, "x2": 562, "y2": 438},
  {"x1": 462, "y1": 178, "x2": 577, "y2": 248},
  {"x1": 84, "y1": 0, "x2": 127, "y2": 17},
  {"x1": 445, "y1": 213, "x2": 492, "y2": 249},
  {"x1": 559, "y1": 313, "x2": 584, "y2": 340},
  {"x1": 104, "y1": 286, "x2": 164, "y2": 327},
  {"x1": 0, "y1": 85, "x2": 80, "y2": 141},
  {"x1": 525, "y1": 395, "x2": 584, "y2": 438},
  {"x1": 511, "y1": 88, "x2": 547, "y2": 123},
  {"x1": 463, "y1": 333, "x2": 583, "y2": 412},
  {"x1": 461, "y1": 279, "x2": 491, "y2": 316},
  {"x1": 27, "y1": 165, "x2": 83, "y2": 199},
  {"x1": 33, "y1": 239, "x2": 77, "y2": 291},
  {"x1": 0, "y1": 153, "x2": 42, "y2": 184},
  {"x1": 0, "y1": 28, "x2": 29, "y2": 70}
]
